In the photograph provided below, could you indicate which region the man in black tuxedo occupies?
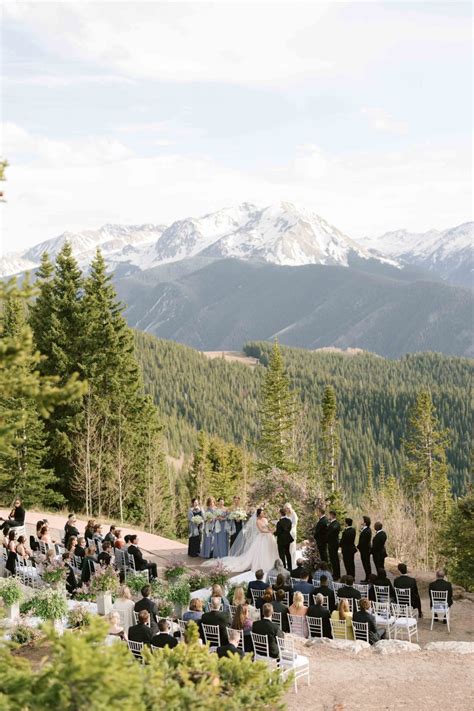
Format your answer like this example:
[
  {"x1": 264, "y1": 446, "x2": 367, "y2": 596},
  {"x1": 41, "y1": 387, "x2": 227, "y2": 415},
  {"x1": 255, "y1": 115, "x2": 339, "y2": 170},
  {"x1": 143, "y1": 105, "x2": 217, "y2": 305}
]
[
  {"x1": 353, "y1": 598, "x2": 384, "y2": 644},
  {"x1": 103, "y1": 525, "x2": 118, "y2": 546},
  {"x1": 340, "y1": 517, "x2": 357, "y2": 578},
  {"x1": 357, "y1": 516, "x2": 372, "y2": 582},
  {"x1": 134, "y1": 584, "x2": 159, "y2": 625},
  {"x1": 290, "y1": 558, "x2": 306, "y2": 579},
  {"x1": 127, "y1": 535, "x2": 158, "y2": 579},
  {"x1": 373, "y1": 569, "x2": 396, "y2": 601},
  {"x1": 62, "y1": 552, "x2": 79, "y2": 595},
  {"x1": 201, "y1": 597, "x2": 231, "y2": 645},
  {"x1": 274, "y1": 508, "x2": 293, "y2": 572},
  {"x1": 246, "y1": 569, "x2": 267, "y2": 600},
  {"x1": 272, "y1": 589, "x2": 290, "y2": 632},
  {"x1": 128, "y1": 610, "x2": 154, "y2": 645},
  {"x1": 394, "y1": 563, "x2": 422, "y2": 616},
  {"x1": 327, "y1": 510, "x2": 341, "y2": 580},
  {"x1": 314, "y1": 574, "x2": 336, "y2": 612},
  {"x1": 230, "y1": 496, "x2": 244, "y2": 548},
  {"x1": 151, "y1": 619, "x2": 178, "y2": 649},
  {"x1": 337, "y1": 575, "x2": 362, "y2": 601},
  {"x1": 306, "y1": 593, "x2": 332, "y2": 638},
  {"x1": 371, "y1": 521, "x2": 387, "y2": 572},
  {"x1": 217, "y1": 629, "x2": 245, "y2": 658},
  {"x1": 428, "y1": 570, "x2": 453, "y2": 621},
  {"x1": 314, "y1": 507, "x2": 329, "y2": 562},
  {"x1": 252, "y1": 603, "x2": 284, "y2": 659}
]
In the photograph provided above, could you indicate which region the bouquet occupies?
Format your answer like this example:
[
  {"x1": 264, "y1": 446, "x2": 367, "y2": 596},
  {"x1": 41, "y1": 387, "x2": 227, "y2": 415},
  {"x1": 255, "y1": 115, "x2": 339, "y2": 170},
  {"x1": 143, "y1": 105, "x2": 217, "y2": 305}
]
[
  {"x1": 229, "y1": 510, "x2": 248, "y2": 522},
  {"x1": 191, "y1": 514, "x2": 204, "y2": 525},
  {"x1": 203, "y1": 511, "x2": 216, "y2": 522}
]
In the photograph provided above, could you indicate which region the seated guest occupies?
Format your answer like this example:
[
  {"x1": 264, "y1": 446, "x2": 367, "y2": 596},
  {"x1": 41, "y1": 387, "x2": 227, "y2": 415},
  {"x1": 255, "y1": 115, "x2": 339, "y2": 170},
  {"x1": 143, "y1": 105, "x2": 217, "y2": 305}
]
[
  {"x1": 114, "y1": 529, "x2": 125, "y2": 549},
  {"x1": 247, "y1": 569, "x2": 267, "y2": 600},
  {"x1": 183, "y1": 597, "x2": 204, "y2": 622},
  {"x1": 103, "y1": 525, "x2": 118, "y2": 546},
  {"x1": 66, "y1": 536, "x2": 78, "y2": 554},
  {"x1": 38, "y1": 524, "x2": 54, "y2": 546},
  {"x1": 128, "y1": 609, "x2": 154, "y2": 645},
  {"x1": 151, "y1": 619, "x2": 178, "y2": 649},
  {"x1": 15, "y1": 535, "x2": 32, "y2": 562},
  {"x1": 217, "y1": 628, "x2": 245, "y2": 659},
  {"x1": 257, "y1": 588, "x2": 275, "y2": 614},
  {"x1": 273, "y1": 573, "x2": 291, "y2": 595},
  {"x1": 293, "y1": 570, "x2": 314, "y2": 595},
  {"x1": 201, "y1": 596, "x2": 231, "y2": 645},
  {"x1": 337, "y1": 575, "x2": 362, "y2": 600},
  {"x1": 80, "y1": 545, "x2": 98, "y2": 586},
  {"x1": 0, "y1": 498, "x2": 25, "y2": 534},
  {"x1": 314, "y1": 574, "x2": 336, "y2": 612},
  {"x1": 266, "y1": 558, "x2": 290, "y2": 584},
  {"x1": 107, "y1": 611, "x2": 125, "y2": 640},
  {"x1": 62, "y1": 551, "x2": 79, "y2": 594},
  {"x1": 429, "y1": 569, "x2": 453, "y2": 621},
  {"x1": 353, "y1": 597, "x2": 384, "y2": 644},
  {"x1": 134, "y1": 584, "x2": 159, "y2": 625},
  {"x1": 331, "y1": 598, "x2": 354, "y2": 640},
  {"x1": 5, "y1": 530, "x2": 18, "y2": 575},
  {"x1": 394, "y1": 563, "x2": 422, "y2": 616},
  {"x1": 64, "y1": 514, "x2": 80, "y2": 545},
  {"x1": 307, "y1": 593, "x2": 332, "y2": 639},
  {"x1": 313, "y1": 562, "x2": 333, "y2": 585},
  {"x1": 98, "y1": 541, "x2": 113, "y2": 566},
  {"x1": 252, "y1": 603, "x2": 284, "y2": 659},
  {"x1": 272, "y1": 588, "x2": 290, "y2": 633},
  {"x1": 127, "y1": 535, "x2": 158, "y2": 579},
  {"x1": 113, "y1": 585, "x2": 136, "y2": 632},
  {"x1": 84, "y1": 520, "x2": 96, "y2": 543},
  {"x1": 207, "y1": 584, "x2": 230, "y2": 612},
  {"x1": 290, "y1": 558, "x2": 306, "y2": 579},
  {"x1": 367, "y1": 573, "x2": 378, "y2": 603},
  {"x1": 92, "y1": 523, "x2": 104, "y2": 547},
  {"x1": 373, "y1": 569, "x2": 396, "y2": 600},
  {"x1": 231, "y1": 603, "x2": 253, "y2": 652},
  {"x1": 123, "y1": 534, "x2": 133, "y2": 549},
  {"x1": 288, "y1": 591, "x2": 308, "y2": 636},
  {"x1": 74, "y1": 536, "x2": 86, "y2": 559}
]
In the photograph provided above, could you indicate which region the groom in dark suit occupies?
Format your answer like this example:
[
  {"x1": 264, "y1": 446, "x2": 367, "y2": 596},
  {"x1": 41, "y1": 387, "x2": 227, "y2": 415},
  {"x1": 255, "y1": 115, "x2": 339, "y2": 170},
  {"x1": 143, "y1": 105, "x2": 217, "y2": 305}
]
[{"x1": 274, "y1": 508, "x2": 293, "y2": 571}]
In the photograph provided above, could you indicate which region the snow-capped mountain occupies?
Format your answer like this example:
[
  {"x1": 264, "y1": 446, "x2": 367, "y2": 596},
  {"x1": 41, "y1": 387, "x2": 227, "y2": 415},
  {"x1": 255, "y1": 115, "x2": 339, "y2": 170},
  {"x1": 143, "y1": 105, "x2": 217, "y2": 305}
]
[{"x1": 360, "y1": 222, "x2": 473, "y2": 287}]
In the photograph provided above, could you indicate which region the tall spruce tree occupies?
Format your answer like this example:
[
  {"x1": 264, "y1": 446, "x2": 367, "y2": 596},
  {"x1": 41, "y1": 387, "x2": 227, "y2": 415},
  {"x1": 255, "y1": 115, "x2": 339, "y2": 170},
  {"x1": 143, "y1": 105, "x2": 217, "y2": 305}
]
[
  {"x1": 257, "y1": 341, "x2": 297, "y2": 472},
  {"x1": 320, "y1": 385, "x2": 339, "y2": 492}
]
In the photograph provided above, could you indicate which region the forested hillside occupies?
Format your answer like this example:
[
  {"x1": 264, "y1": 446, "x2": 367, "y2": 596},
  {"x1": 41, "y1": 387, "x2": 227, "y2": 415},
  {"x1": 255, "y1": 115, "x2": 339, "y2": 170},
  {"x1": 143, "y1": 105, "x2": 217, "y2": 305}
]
[{"x1": 135, "y1": 332, "x2": 472, "y2": 499}]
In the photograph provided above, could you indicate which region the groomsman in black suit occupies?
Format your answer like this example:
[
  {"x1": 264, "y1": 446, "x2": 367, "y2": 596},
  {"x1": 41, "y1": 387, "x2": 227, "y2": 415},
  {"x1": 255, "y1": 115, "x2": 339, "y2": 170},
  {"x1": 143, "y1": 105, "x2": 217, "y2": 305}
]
[
  {"x1": 327, "y1": 510, "x2": 341, "y2": 580},
  {"x1": 340, "y1": 518, "x2": 357, "y2": 578},
  {"x1": 371, "y1": 521, "x2": 387, "y2": 572},
  {"x1": 274, "y1": 507, "x2": 293, "y2": 571},
  {"x1": 357, "y1": 516, "x2": 372, "y2": 583},
  {"x1": 314, "y1": 507, "x2": 329, "y2": 562},
  {"x1": 230, "y1": 495, "x2": 243, "y2": 548}
]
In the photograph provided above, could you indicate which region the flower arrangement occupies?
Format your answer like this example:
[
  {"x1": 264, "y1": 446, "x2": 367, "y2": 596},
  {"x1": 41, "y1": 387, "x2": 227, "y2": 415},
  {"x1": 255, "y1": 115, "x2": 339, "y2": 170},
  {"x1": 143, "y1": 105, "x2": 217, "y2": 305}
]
[
  {"x1": 0, "y1": 577, "x2": 23, "y2": 606},
  {"x1": 9, "y1": 624, "x2": 41, "y2": 647},
  {"x1": 42, "y1": 560, "x2": 67, "y2": 586},
  {"x1": 73, "y1": 588, "x2": 96, "y2": 603},
  {"x1": 89, "y1": 566, "x2": 120, "y2": 595},
  {"x1": 206, "y1": 562, "x2": 231, "y2": 588},
  {"x1": 203, "y1": 511, "x2": 216, "y2": 522},
  {"x1": 187, "y1": 570, "x2": 209, "y2": 592},
  {"x1": 163, "y1": 558, "x2": 188, "y2": 582},
  {"x1": 229, "y1": 510, "x2": 248, "y2": 522},
  {"x1": 155, "y1": 598, "x2": 174, "y2": 618},
  {"x1": 30, "y1": 588, "x2": 68, "y2": 621},
  {"x1": 191, "y1": 514, "x2": 204, "y2": 525},
  {"x1": 126, "y1": 572, "x2": 150, "y2": 594},
  {"x1": 67, "y1": 604, "x2": 93, "y2": 629},
  {"x1": 167, "y1": 580, "x2": 191, "y2": 608}
]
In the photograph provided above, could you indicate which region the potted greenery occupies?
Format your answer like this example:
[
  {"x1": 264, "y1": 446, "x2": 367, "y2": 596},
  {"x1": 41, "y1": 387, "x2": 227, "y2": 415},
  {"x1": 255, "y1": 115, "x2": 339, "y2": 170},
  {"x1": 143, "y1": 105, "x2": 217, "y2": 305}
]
[
  {"x1": 67, "y1": 604, "x2": 94, "y2": 629},
  {"x1": 30, "y1": 588, "x2": 68, "y2": 632},
  {"x1": 90, "y1": 566, "x2": 120, "y2": 615},
  {"x1": 163, "y1": 558, "x2": 188, "y2": 583},
  {"x1": 156, "y1": 597, "x2": 174, "y2": 619},
  {"x1": 42, "y1": 560, "x2": 67, "y2": 588},
  {"x1": 187, "y1": 570, "x2": 209, "y2": 593},
  {"x1": 0, "y1": 577, "x2": 23, "y2": 621},
  {"x1": 167, "y1": 580, "x2": 190, "y2": 618},
  {"x1": 206, "y1": 562, "x2": 231, "y2": 589}
]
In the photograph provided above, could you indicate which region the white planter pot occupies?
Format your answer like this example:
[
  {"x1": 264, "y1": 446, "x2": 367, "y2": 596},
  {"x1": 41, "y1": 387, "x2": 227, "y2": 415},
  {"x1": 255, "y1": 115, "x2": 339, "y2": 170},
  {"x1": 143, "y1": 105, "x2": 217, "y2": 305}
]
[
  {"x1": 96, "y1": 591, "x2": 113, "y2": 616},
  {"x1": 53, "y1": 619, "x2": 64, "y2": 635},
  {"x1": 5, "y1": 602, "x2": 20, "y2": 622}
]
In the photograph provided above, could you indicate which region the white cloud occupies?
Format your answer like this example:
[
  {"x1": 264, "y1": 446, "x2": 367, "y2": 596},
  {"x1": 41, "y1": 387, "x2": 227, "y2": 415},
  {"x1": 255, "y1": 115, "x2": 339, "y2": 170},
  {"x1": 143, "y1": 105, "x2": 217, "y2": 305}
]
[{"x1": 361, "y1": 107, "x2": 408, "y2": 135}]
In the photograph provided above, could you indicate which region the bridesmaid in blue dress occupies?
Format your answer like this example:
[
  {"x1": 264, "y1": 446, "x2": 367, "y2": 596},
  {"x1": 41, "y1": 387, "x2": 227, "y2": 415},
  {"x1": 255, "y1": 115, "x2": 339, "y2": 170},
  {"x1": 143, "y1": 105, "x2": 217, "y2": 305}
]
[
  {"x1": 187, "y1": 498, "x2": 203, "y2": 558},
  {"x1": 213, "y1": 497, "x2": 229, "y2": 558},
  {"x1": 200, "y1": 496, "x2": 216, "y2": 558}
]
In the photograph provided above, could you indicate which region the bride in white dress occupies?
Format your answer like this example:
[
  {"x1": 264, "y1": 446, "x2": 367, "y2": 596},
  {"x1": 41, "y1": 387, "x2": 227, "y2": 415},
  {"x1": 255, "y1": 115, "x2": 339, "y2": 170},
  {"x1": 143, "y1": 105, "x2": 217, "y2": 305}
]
[{"x1": 204, "y1": 507, "x2": 279, "y2": 573}]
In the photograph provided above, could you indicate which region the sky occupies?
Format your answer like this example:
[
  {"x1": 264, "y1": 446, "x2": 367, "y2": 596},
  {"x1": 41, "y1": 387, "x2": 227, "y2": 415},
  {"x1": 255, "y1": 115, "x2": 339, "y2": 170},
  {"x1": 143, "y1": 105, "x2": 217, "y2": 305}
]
[{"x1": 0, "y1": 0, "x2": 472, "y2": 254}]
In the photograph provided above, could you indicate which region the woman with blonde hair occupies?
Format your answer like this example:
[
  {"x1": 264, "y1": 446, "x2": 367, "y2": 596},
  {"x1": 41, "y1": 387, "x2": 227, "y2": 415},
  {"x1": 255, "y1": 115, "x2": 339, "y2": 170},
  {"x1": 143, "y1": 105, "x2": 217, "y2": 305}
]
[
  {"x1": 112, "y1": 585, "x2": 135, "y2": 632},
  {"x1": 107, "y1": 611, "x2": 125, "y2": 641},
  {"x1": 288, "y1": 590, "x2": 309, "y2": 637},
  {"x1": 330, "y1": 598, "x2": 354, "y2": 640}
]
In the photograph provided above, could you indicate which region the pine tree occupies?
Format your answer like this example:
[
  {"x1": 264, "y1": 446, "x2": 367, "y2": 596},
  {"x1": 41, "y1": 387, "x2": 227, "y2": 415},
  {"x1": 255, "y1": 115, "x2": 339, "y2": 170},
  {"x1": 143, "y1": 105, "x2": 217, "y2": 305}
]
[
  {"x1": 320, "y1": 385, "x2": 339, "y2": 492},
  {"x1": 188, "y1": 431, "x2": 212, "y2": 502},
  {"x1": 257, "y1": 341, "x2": 297, "y2": 472},
  {"x1": 29, "y1": 252, "x2": 55, "y2": 370},
  {"x1": 366, "y1": 459, "x2": 376, "y2": 506}
]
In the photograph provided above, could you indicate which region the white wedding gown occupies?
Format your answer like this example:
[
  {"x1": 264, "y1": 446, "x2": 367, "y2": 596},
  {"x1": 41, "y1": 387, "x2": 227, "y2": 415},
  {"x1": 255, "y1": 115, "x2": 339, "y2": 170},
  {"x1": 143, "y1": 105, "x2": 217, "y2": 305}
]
[{"x1": 203, "y1": 515, "x2": 279, "y2": 573}]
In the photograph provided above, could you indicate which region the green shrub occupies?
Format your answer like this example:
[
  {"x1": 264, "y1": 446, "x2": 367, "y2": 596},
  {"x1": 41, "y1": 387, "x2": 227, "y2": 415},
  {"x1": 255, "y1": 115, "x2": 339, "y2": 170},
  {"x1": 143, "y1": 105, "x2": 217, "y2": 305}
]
[
  {"x1": 0, "y1": 578, "x2": 23, "y2": 606},
  {"x1": 9, "y1": 624, "x2": 41, "y2": 647},
  {"x1": 163, "y1": 559, "x2": 188, "y2": 582},
  {"x1": 166, "y1": 581, "x2": 191, "y2": 608},
  {"x1": 29, "y1": 589, "x2": 68, "y2": 621},
  {"x1": 444, "y1": 493, "x2": 474, "y2": 591}
]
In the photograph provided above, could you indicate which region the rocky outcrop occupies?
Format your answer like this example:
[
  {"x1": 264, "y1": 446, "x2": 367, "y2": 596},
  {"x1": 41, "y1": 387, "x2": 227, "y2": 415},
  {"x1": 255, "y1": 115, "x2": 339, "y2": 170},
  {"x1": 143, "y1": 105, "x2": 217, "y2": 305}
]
[
  {"x1": 424, "y1": 641, "x2": 474, "y2": 654},
  {"x1": 373, "y1": 639, "x2": 421, "y2": 654}
]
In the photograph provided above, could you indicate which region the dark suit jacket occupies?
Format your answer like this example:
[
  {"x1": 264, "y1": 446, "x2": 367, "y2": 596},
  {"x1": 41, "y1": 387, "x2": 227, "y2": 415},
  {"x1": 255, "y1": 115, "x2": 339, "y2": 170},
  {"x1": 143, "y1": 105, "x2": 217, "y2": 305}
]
[
  {"x1": 151, "y1": 633, "x2": 178, "y2": 649},
  {"x1": 353, "y1": 609, "x2": 380, "y2": 644},
  {"x1": 290, "y1": 565, "x2": 305, "y2": 579},
  {"x1": 373, "y1": 575, "x2": 395, "y2": 600},
  {"x1": 252, "y1": 618, "x2": 283, "y2": 658},
  {"x1": 327, "y1": 520, "x2": 341, "y2": 549},
  {"x1": 371, "y1": 530, "x2": 387, "y2": 558},
  {"x1": 135, "y1": 597, "x2": 159, "y2": 624},
  {"x1": 394, "y1": 574, "x2": 421, "y2": 605},
  {"x1": 80, "y1": 556, "x2": 96, "y2": 585},
  {"x1": 217, "y1": 643, "x2": 244, "y2": 659},
  {"x1": 428, "y1": 579, "x2": 453, "y2": 607},
  {"x1": 306, "y1": 603, "x2": 332, "y2": 638},
  {"x1": 65, "y1": 563, "x2": 78, "y2": 594},
  {"x1": 293, "y1": 580, "x2": 314, "y2": 595},
  {"x1": 247, "y1": 579, "x2": 267, "y2": 598},
  {"x1": 127, "y1": 544, "x2": 148, "y2": 571},
  {"x1": 201, "y1": 609, "x2": 231, "y2": 645},
  {"x1": 64, "y1": 525, "x2": 80, "y2": 544},
  {"x1": 271, "y1": 599, "x2": 290, "y2": 632},
  {"x1": 74, "y1": 545, "x2": 85, "y2": 559},
  {"x1": 274, "y1": 517, "x2": 293, "y2": 545},
  {"x1": 314, "y1": 516, "x2": 329, "y2": 546},
  {"x1": 357, "y1": 527, "x2": 372, "y2": 554},
  {"x1": 338, "y1": 585, "x2": 361, "y2": 600},
  {"x1": 314, "y1": 585, "x2": 336, "y2": 612},
  {"x1": 13, "y1": 506, "x2": 25, "y2": 525},
  {"x1": 128, "y1": 623, "x2": 154, "y2": 645},
  {"x1": 340, "y1": 526, "x2": 357, "y2": 553}
]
